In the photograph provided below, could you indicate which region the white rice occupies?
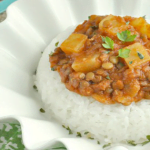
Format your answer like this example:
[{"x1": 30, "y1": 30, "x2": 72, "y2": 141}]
[{"x1": 35, "y1": 27, "x2": 150, "y2": 143}]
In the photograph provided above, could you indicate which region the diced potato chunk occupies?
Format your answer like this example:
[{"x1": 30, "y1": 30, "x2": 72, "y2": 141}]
[
  {"x1": 99, "y1": 15, "x2": 126, "y2": 28},
  {"x1": 72, "y1": 53, "x2": 101, "y2": 72},
  {"x1": 60, "y1": 33, "x2": 87, "y2": 54},
  {"x1": 124, "y1": 43, "x2": 150, "y2": 69},
  {"x1": 99, "y1": 15, "x2": 126, "y2": 35},
  {"x1": 92, "y1": 94, "x2": 115, "y2": 104},
  {"x1": 130, "y1": 17, "x2": 150, "y2": 38},
  {"x1": 130, "y1": 17, "x2": 146, "y2": 28}
]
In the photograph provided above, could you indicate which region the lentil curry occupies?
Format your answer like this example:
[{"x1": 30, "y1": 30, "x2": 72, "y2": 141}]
[{"x1": 49, "y1": 15, "x2": 150, "y2": 106}]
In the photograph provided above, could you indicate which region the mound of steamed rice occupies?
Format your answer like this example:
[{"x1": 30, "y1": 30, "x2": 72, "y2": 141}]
[{"x1": 35, "y1": 28, "x2": 150, "y2": 143}]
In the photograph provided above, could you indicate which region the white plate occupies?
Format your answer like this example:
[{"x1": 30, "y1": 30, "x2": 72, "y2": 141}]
[{"x1": 0, "y1": 0, "x2": 150, "y2": 149}]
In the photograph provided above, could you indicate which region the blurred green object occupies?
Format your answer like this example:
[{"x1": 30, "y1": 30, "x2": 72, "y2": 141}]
[{"x1": 0, "y1": 0, "x2": 17, "y2": 13}]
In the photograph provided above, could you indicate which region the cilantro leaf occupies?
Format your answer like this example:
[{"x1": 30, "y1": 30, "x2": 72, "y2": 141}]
[
  {"x1": 129, "y1": 61, "x2": 133, "y2": 64},
  {"x1": 117, "y1": 30, "x2": 137, "y2": 42},
  {"x1": 102, "y1": 36, "x2": 114, "y2": 50},
  {"x1": 118, "y1": 49, "x2": 130, "y2": 58},
  {"x1": 126, "y1": 21, "x2": 130, "y2": 25},
  {"x1": 101, "y1": 36, "x2": 105, "y2": 42}
]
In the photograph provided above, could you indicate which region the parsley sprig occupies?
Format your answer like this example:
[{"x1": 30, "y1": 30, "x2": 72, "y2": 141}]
[
  {"x1": 103, "y1": 143, "x2": 111, "y2": 148},
  {"x1": 127, "y1": 140, "x2": 137, "y2": 146},
  {"x1": 55, "y1": 41, "x2": 59, "y2": 47},
  {"x1": 117, "y1": 30, "x2": 137, "y2": 42},
  {"x1": 101, "y1": 36, "x2": 114, "y2": 50},
  {"x1": 142, "y1": 15, "x2": 146, "y2": 19},
  {"x1": 39, "y1": 108, "x2": 45, "y2": 113},
  {"x1": 62, "y1": 125, "x2": 73, "y2": 134},
  {"x1": 127, "y1": 135, "x2": 150, "y2": 146},
  {"x1": 118, "y1": 49, "x2": 130, "y2": 58},
  {"x1": 141, "y1": 135, "x2": 150, "y2": 146}
]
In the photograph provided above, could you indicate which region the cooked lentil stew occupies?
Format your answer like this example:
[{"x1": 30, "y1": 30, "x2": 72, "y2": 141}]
[{"x1": 49, "y1": 15, "x2": 150, "y2": 105}]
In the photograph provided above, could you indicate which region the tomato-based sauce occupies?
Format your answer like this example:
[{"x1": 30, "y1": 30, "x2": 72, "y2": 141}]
[{"x1": 49, "y1": 15, "x2": 150, "y2": 105}]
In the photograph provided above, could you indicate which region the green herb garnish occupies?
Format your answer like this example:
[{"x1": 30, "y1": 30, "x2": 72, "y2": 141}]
[
  {"x1": 49, "y1": 52, "x2": 54, "y2": 56},
  {"x1": 117, "y1": 30, "x2": 137, "y2": 42},
  {"x1": 39, "y1": 108, "x2": 45, "y2": 113},
  {"x1": 141, "y1": 141, "x2": 149, "y2": 146},
  {"x1": 55, "y1": 41, "x2": 59, "y2": 47},
  {"x1": 34, "y1": 69, "x2": 37, "y2": 75},
  {"x1": 118, "y1": 48, "x2": 130, "y2": 58},
  {"x1": 137, "y1": 51, "x2": 144, "y2": 59},
  {"x1": 127, "y1": 140, "x2": 137, "y2": 146},
  {"x1": 101, "y1": 36, "x2": 114, "y2": 50},
  {"x1": 84, "y1": 132, "x2": 89, "y2": 135},
  {"x1": 52, "y1": 147, "x2": 67, "y2": 149},
  {"x1": 97, "y1": 141, "x2": 100, "y2": 144},
  {"x1": 101, "y1": 36, "x2": 105, "y2": 42},
  {"x1": 62, "y1": 125, "x2": 66, "y2": 128},
  {"x1": 76, "y1": 132, "x2": 82, "y2": 137},
  {"x1": 62, "y1": 125, "x2": 73, "y2": 134},
  {"x1": 141, "y1": 135, "x2": 150, "y2": 146},
  {"x1": 90, "y1": 25, "x2": 98, "y2": 30},
  {"x1": 103, "y1": 143, "x2": 111, "y2": 148},
  {"x1": 93, "y1": 32, "x2": 97, "y2": 35},
  {"x1": 106, "y1": 75, "x2": 110, "y2": 80},
  {"x1": 33, "y1": 85, "x2": 38, "y2": 91},
  {"x1": 51, "y1": 67, "x2": 55, "y2": 71},
  {"x1": 142, "y1": 15, "x2": 146, "y2": 19},
  {"x1": 88, "y1": 137, "x2": 94, "y2": 140},
  {"x1": 146, "y1": 135, "x2": 150, "y2": 141},
  {"x1": 66, "y1": 126, "x2": 73, "y2": 134},
  {"x1": 129, "y1": 61, "x2": 133, "y2": 64},
  {"x1": 118, "y1": 62, "x2": 124, "y2": 67},
  {"x1": 126, "y1": 21, "x2": 130, "y2": 25},
  {"x1": 88, "y1": 16, "x2": 91, "y2": 19},
  {"x1": 104, "y1": 51, "x2": 110, "y2": 54}
]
